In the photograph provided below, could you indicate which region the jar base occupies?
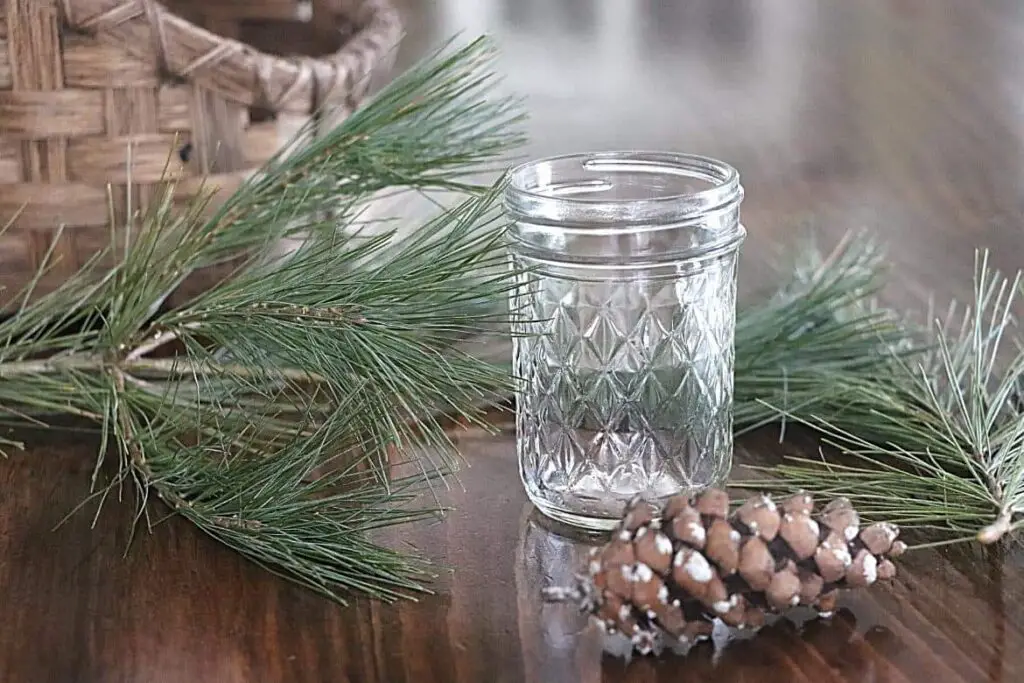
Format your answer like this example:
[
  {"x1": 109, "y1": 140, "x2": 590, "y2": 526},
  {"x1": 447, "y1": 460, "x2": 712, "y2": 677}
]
[
  {"x1": 525, "y1": 474, "x2": 731, "y2": 532},
  {"x1": 528, "y1": 495, "x2": 623, "y2": 532}
]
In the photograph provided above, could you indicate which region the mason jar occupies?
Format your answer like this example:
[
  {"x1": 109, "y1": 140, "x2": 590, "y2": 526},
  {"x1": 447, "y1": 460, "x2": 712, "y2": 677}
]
[{"x1": 504, "y1": 151, "x2": 746, "y2": 530}]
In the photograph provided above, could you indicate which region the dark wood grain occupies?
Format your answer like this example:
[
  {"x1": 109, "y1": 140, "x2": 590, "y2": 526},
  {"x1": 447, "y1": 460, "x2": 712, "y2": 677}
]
[{"x1": 5, "y1": 0, "x2": 1024, "y2": 681}]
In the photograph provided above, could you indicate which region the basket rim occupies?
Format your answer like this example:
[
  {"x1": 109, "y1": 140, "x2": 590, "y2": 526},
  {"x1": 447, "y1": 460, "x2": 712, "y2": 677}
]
[{"x1": 54, "y1": 0, "x2": 402, "y2": 115}]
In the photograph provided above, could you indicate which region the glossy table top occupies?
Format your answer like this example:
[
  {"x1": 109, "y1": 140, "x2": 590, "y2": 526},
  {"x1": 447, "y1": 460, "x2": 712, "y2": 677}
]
[{"x1": 4, "y1": 0, "x2": 1024, "y2": 681}]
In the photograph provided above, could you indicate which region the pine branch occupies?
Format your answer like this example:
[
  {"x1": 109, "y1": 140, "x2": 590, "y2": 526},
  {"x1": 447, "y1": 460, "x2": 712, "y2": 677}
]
[
  {"x1": 741, "y1": 251, "x2": 1024, "y2": 545},
  {"x1": 0, "y1": 37, "x2": 526, "y2": 603}
]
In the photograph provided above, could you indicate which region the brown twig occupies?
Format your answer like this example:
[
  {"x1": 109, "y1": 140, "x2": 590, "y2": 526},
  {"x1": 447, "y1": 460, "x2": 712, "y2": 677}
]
[
  {"x1": 124, "y1": 324, "x2": 198, "y2": 361},
  {"x1": 0, "y1": 348, "x2": 323, "y2": 386},
  {"x1": 977, "y1": 509, "x2": 1014, "y2": 544}
]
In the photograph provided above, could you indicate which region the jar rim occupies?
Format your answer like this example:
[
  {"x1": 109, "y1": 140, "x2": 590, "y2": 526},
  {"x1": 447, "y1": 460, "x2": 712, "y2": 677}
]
[{"x1": 503, "y1": 151, "x2": 743, "y2": 231}]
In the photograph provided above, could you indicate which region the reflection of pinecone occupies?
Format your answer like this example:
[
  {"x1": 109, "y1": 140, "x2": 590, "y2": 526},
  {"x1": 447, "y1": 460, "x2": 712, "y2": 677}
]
[{"x1": 542, "y1": 488, "x2": 906, "y2": 655}]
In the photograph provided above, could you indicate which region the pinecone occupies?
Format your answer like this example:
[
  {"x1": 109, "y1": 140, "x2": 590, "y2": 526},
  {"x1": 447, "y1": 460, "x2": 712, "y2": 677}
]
[{"x1": 541, "y1": 488, "x2": 905, "y2": 655}]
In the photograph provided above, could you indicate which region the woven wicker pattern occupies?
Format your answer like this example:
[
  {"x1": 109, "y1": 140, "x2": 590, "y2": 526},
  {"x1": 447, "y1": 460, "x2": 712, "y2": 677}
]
[{"x1": 0, "y1": 0, "x2": 400, "y2": 306}]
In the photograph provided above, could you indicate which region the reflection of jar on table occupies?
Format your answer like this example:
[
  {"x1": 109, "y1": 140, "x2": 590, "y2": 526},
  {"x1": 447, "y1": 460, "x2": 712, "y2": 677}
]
[{"x1": 514, "y1": 506, "x2": 603, "y2": 680}]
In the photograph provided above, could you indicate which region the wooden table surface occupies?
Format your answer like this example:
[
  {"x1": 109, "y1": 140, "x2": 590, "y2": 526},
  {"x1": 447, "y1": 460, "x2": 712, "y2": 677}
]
[{"x1": 5, "y1": 0, "x2": 1024, "y2": 681}]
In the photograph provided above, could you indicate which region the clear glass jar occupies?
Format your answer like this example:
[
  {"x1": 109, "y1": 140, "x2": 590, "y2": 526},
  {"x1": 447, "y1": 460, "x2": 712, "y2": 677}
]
[{"x1": 504, "y1": 151, "x2": 746, "y2": 530}]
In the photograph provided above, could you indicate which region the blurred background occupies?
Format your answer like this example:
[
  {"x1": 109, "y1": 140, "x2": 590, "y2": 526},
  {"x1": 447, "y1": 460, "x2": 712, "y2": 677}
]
[{"x1": 389, "y1": 0, "x2": 1024, "y2": 307}]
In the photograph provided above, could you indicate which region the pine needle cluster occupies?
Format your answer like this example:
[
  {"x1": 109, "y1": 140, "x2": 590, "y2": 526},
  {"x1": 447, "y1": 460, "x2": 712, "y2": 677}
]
[
  {"x1": 736, "y1": 248, "x2": 1024, "y2": 547},
  {"x1": 0, "y1": 38, "x2": 525, "y2": 603},
  {"x1": 732, "y1": 233, "x2": 915, "y2": 434}
]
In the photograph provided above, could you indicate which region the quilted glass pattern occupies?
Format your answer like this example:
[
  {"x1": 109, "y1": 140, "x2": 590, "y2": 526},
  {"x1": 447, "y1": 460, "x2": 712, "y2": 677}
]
[{"x1": 511, "y1": 253, "x2": 738, "y2": 525}]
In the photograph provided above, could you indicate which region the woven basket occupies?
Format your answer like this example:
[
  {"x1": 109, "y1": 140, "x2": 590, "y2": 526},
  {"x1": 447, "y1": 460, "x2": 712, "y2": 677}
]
[{"x1": 0, "y1": 0, "x2": 401, "y2": 308}]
